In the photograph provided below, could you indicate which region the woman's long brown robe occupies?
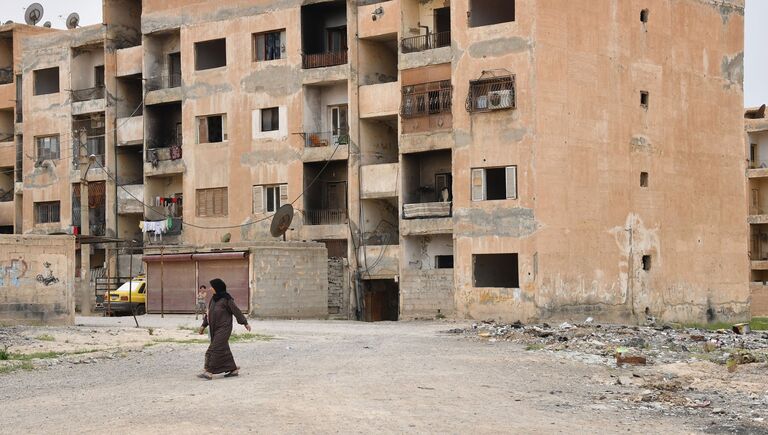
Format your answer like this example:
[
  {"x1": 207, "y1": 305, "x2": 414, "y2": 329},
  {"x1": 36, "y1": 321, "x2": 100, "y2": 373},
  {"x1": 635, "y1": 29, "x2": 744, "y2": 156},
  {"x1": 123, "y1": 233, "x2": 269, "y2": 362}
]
[{"x1": 201, "y1": 297, "x2": 248, "y2": 374}]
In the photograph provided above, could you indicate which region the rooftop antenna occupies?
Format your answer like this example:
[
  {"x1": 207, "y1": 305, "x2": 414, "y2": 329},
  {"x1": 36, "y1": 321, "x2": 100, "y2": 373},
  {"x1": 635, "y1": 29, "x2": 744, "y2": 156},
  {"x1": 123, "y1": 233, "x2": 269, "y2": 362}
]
[
  {"x1": 66, "y1": 12, "x2": 80, "y2": 30},
  {"x1": 24, "y1": 3, "x2": 44, "y2": 26},
  {"x1": 269, "y1": 204, "x2": 294, "y2": 241}
]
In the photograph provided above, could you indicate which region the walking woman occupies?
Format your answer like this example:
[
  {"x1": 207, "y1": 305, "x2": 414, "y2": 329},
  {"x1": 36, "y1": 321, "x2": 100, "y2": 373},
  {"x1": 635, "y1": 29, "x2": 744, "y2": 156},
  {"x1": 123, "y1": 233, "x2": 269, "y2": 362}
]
[{"x1": 198, "y1": 278, "x2": 251, "y2": 380}]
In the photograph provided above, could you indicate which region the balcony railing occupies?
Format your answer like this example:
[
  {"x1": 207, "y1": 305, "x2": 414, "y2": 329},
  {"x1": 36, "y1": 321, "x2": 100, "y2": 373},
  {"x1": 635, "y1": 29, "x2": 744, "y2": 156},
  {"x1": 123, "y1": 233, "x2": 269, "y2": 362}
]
[
  {"x1": 401, "y1": 82, "x2": 452, "y2": 118},
  {"x1": 0, "y1": 132, "x2": 13, "y2": 142},
  {"x1": 0, "y1": 68, "x2": 12, "y2": 85},
  {"x1": 304, "y1": 209, "x2": 348, "y2": 225},
  {"x1": 304, "y1": 130, "x2": 350, "y2": 148},
  {"x1": 401, "y1": 31, "x2": 451, "y2": 54},
  {"x1": 750, "y1": 160, "x2": 768, "y2": 169},
  {"x1": 146, "y1": 145, "x2": 183, "y2": 165},
  {"x1": 402, "y1": 201, "x2": 452, "y2": 219},
  {"x1": 302, "y1": 50, "x2": 348, "y2": 69},
  {"x1": 146, "y1": 73, "x2": 182, "y2": 91},
  {"x1": 0, "y1": 188, "x2": 12, "y2": 202},
  {"x1": 71, "y1": 86, "x2": 105, "y2": 102},
  {"x1": 73, "y1": 136, "x2": 105, "y2": 167}
]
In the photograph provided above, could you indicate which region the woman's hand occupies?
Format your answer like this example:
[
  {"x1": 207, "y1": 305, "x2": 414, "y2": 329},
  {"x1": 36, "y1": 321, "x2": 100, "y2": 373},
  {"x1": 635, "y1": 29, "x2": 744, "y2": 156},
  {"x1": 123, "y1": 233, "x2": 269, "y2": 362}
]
[
  {"x1": 245, "y1": 324, "x2": 252, "y2": 332},
  {"x1": 198, "y1": 327, "x2": 205, "y2": 335}
]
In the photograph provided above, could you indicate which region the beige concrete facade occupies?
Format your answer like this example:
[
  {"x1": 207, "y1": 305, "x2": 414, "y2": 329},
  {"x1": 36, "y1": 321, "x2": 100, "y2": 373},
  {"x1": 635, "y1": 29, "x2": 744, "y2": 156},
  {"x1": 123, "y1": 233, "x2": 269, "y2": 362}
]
[{"x1": 1, "y1": 0, "x2": 750, "y2": 324}]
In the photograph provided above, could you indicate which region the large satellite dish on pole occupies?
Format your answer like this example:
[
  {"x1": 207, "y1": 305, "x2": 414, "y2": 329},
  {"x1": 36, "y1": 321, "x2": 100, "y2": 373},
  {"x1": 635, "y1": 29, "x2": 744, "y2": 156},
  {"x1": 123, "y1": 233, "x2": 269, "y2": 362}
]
[
  {"x1": 24, "y1": 3, "x2": 44, "y2": 26},
  {"x1": 66, "y1": 13, "x2": 80, "y2": 29},
  {"x1": 270, "y1": 204, "x2": 294, "y2": 239}
]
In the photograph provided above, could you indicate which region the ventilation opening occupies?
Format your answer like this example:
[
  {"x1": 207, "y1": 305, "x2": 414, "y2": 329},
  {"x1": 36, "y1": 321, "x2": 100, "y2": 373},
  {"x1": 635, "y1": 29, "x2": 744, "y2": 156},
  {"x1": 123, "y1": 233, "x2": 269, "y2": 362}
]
[
  {"x1": 640, "y1": 91, "x2": 649, "y2": 108},
  {"x1": 473, "y1": 253, "x2": 519, "y2": 288},
  {"x1": 640, "y1": 9, "x2": 650, "y2": 23},
  {"x1": 640, "y1": 172, "x2": 649, "y2": 187},
  {"x1": 642, "y1": 255, "x2": 651, "y2": 271},
  {"x1": 435, "y1": 255, "x2": 454, "y2": 269},
  {"x1": 469, "y1": 0, "x2": 515, "y2": 28},
  {"x1": 33, "y1": 67, "x2": 59, "y2": 95},
  {"x1": 194, "y1": 38, "x2": 227, "y2": 70}
]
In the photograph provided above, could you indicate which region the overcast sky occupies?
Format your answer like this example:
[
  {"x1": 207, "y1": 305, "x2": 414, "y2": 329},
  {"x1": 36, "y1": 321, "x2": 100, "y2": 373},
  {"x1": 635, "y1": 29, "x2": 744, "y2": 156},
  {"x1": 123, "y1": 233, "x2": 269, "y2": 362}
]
[{"x1": 2, "y1": 0, "x2": 767, "y2": 106}]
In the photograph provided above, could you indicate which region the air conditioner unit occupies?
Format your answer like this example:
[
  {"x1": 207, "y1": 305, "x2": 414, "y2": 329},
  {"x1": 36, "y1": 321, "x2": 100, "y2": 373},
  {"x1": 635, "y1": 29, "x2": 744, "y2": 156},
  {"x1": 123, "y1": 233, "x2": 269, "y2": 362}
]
[{"x1": 487, "y1": 90, "x2": 513, "y2": 110}]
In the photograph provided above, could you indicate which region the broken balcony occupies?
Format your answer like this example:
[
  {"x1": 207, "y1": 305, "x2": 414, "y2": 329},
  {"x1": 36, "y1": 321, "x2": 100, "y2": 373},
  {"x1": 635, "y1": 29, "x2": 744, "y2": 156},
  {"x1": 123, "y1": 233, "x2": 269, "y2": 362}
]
[
  {"x1": 301, "y1": 1, "x2": 348, "y2": 69},
  {"x1": 401, "y1": 1, "x2": 451, "y2": 53},
  {"x1": 144, "y1": 102, "x2": 183, "y2": 176},
  {"x1": 401, "y1": 150, "x2": 453, "y2": 234},
  {"x1": 302, "y1": 82, "x2": 350, "y2": 162},
  {"x1": 70, "y1": 44, "x2": 106, "y2": 113},
  {"x1": 72, "y1": 181, "x2": 107, "y2": 237},
  {"x1": 145, "y1": 29, "x2": 182, "y2": 103},
  {"x1": 303, "y1": 160, "x2": 348, "y2": 227},
  {"x1": 748, "y1": 131, "x2": 768, "y2": 178},
  {"x1": 72, "y1": 114, "x2": 106, "y2": 167}
]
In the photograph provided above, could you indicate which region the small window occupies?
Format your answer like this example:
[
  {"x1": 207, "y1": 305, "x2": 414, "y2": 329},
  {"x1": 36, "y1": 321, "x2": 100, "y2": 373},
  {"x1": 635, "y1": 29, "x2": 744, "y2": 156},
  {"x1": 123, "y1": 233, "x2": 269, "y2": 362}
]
[
  {"x1": 642, "y1": 255, "x2": 652, "y2": 271},
  {"x1": 196, "y1": 187, "x2": 228, "y2": 217},
  {"x1": 252, "y1": 184, "x2": 288, "y2": 214},
  {"x1": 261, "y1": 107, "x2": 279, "y2": 132},
  {"x1": 94, "y1": 65, "x2": 105, "y2": 88},
  {"x1": 33, "y1": 67, "x2": 59, "y2": 95},
  {"x1": 641, "y1": 9, "x2": 650, "y2": 23},
  {"x1": 640, "y1": 91, "x2": 649, "y2": 108},
  {"x1": 435, "y1": 255, "x2": 454, "y2": 269},
  {"x1": 471, "y1": 166, "x2": 517, "y2": 201},
  {"x1": 466, "y1": 74, "x2": 516, "y2": 113},
  {"x1": 253, "y1": 30, "x2": 286, "y2": 62},
  {"x1": 197, "y1": 114, "x2": 227, "y2": 143},
  {"x1": 194, "y1": 38, "x2": 227, "y2": 70},
  {"x1": 36, "y1": 135, "x2": 60, "y2": 160},
  {"x1": 35, "y1": 201, "x2": 60, "y2": 224},
  {"x1": 469, "y1": 0, "x2": 515, "y2": 27},
  {"x1": 640, "y1": 172, "x2": 649, "y2": 187},
  {"x1": 473, "y1": 253, "x2": 519, "y2": 288}
]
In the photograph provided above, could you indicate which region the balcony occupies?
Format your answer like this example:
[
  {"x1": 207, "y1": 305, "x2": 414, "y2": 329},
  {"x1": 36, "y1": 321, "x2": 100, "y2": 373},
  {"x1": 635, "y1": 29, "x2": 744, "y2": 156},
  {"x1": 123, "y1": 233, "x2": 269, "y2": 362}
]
[
  {"x1": 0, "y1": 138, "x2": 13, "y2": 166},
  {"x1": 361, "y1": 163, "x2": 398, "y2": 199},
  {"x1": 0, "y1": 200, "x2": 12, "y2": 226},
  {"x1": 403, "y1": 202, "x2": 451, "y2": 219},
  {"x1": 116, "y1": 115, "x2": 143, "y2": 146},
  {"x1": 400, "y1": 79, "x2": 453, "y2": 134},
  {"x1": 303, "y1": 209, "x2": 348, "y2": 226},
  {"x1": 145, "y1": 74, "x2": 182, "y2": 105},
  {"x1": 302, "y1": 130, "x2": 350, "y2": 163},
  {"x1": 115, "y1": 45, "x2": 142, "y2": 77},
  {"x1": 71, "y1": 86, "x2": 106, "y2": 115},
  {"x1": 117, "y1": 184, "x2": 144, "y2": 214},
  {"x1": 401, "y1": 213, "x2": 452, "y2": 236},
  {"x1": 145, "y1": 217, "x2": 183, "y2": 245},
  {"x1": 0, "y1": 81, "x2": 14, "y2": 111},
  {"x1": 72, "y1": 86, "x2": 105, "y2": 102},
  {"x1": 401, "y1": 31, "x2": 451, "y2": 54},
  {"x1": 358, "y1": 0, "x2": 399, "y2": 39},
  {"x1": 359, "y1": 81, "x2": 400, "y2": 118},
  {"x1": 358, "y1": 245, "x2": 399, "y2": 279},
  {"x1": 302, "y1": 50, "x2": 348, "y2": 69},
  {"x1": 144, "y1": 145, "x2": 184, "y2": 176}
]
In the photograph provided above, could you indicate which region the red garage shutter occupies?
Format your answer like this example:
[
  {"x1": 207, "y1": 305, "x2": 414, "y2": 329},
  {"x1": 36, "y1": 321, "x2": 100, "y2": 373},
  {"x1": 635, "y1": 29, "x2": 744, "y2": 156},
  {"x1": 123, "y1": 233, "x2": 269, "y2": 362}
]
[{"x1": 196, "y1": 256, "x2": 250, "y2": 313}]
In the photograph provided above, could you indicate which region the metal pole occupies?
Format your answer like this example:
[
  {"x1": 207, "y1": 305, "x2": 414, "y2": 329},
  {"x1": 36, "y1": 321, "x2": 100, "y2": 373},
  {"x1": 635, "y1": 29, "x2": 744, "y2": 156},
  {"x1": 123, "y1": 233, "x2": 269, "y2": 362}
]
[
  {"x1": 79, "y1": 144, "x2": 92, "y2": 316},
  {"x1": 160, "y1": 246, "x2": 164, "y2": 318},
  {"x1": 129, "y1": 243, "x2": 138, "y2": 327}
]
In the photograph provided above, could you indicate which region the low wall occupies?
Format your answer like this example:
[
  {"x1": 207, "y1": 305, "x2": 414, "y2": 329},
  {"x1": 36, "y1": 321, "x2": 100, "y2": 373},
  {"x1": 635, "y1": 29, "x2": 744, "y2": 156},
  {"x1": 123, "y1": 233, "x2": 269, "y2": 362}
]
[{"x1": 0, "y1": 235, "x2": 76, "y2": 325}]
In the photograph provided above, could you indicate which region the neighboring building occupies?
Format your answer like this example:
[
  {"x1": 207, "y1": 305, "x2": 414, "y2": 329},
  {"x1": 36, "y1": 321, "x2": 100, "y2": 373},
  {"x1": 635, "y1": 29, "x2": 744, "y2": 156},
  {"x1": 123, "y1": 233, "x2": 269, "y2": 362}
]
[
  {"x1": 1, "y1": 0, "x2": 750, "y2": 324},
  {"x1": 746, "y1": 104, "x2": 768, "y2": 317}
]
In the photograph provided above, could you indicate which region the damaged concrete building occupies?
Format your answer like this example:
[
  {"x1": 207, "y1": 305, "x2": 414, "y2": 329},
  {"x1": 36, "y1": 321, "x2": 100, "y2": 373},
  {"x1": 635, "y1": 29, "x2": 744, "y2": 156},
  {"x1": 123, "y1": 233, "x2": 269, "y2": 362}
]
[
  {"x1": 0, "y1": 0, "x2": 750, "y2": 324},
  {"x1": 746, "y1": 104, "x2": 768, "y2": 318}
]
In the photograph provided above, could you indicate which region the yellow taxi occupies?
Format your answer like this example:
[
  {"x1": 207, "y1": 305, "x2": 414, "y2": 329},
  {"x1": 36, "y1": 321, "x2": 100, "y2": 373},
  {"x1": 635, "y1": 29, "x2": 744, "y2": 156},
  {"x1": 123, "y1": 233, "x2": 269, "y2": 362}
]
[{"x1": 104, "y1": 275, "x2": 147, "y2": 315}]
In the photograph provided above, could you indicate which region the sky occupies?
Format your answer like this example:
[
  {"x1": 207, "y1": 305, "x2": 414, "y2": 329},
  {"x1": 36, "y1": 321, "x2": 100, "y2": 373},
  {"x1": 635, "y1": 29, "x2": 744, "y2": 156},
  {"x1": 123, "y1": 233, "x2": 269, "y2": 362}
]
[{"x1": 1, "y1": 0, "x2": 767, "y2": 106}]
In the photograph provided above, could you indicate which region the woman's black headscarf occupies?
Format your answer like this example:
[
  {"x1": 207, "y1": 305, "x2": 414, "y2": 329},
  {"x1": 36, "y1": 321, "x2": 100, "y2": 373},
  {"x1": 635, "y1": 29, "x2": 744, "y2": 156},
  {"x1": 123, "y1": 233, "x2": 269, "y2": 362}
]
[{"x1": 210, "y1": 278, "x2": 232, "y2": 301}]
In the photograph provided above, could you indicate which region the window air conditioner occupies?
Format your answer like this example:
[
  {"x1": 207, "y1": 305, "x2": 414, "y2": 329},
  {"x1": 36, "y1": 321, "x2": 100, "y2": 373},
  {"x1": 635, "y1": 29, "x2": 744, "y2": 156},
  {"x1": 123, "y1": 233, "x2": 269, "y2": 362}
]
[{"x1": 487, "y1": 90, "x2": 513, "y2": 110}]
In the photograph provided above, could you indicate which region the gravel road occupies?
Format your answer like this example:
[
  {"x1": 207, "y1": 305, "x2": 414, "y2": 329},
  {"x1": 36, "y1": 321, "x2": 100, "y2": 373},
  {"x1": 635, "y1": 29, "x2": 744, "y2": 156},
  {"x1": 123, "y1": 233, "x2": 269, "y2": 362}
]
[{"x1": 0, "y1": 316, "x2": 728, "y2": 434}]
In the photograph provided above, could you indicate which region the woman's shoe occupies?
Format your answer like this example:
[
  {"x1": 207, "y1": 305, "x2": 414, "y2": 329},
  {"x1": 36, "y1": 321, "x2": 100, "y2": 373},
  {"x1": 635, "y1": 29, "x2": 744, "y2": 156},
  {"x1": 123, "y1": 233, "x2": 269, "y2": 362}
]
[{"x1": 197, "y1": 371, "x2": 213, "y2": 380}]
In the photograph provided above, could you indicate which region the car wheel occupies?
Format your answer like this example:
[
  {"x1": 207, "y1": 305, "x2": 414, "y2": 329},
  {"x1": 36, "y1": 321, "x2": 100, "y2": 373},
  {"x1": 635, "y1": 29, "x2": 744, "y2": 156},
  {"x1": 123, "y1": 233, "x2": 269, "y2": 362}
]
[{"x1": 134, "y1": 304, "x2": 146, "y2": 316}]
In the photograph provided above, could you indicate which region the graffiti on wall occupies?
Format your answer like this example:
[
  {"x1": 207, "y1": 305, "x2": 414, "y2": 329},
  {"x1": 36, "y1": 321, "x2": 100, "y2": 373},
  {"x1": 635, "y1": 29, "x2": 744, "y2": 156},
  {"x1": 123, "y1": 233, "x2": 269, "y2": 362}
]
[
  {"x1": 36, "y1": 262, "x2": 60, "y2": 286},
  {"x1": 0, "y1": 258, "x2": 28, "y2": 287}
]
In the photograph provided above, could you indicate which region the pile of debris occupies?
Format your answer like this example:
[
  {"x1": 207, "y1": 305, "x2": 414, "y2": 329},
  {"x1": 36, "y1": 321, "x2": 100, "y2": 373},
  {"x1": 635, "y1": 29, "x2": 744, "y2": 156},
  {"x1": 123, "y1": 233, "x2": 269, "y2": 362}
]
[{"x1": 457, "y1": 320, "x2": 768, "y2": 368}]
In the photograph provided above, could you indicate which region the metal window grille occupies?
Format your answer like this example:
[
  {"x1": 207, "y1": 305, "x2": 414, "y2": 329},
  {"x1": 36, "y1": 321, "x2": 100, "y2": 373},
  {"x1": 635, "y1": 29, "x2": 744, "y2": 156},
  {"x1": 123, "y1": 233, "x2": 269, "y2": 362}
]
[
  {"x1": 35, "y1": 201, "x2": 60, "y2": 224},
  {"x1": 466, "y1": 73, "x2": 516, "y2": 113},
  {"x1": 400, "y1": 80, "x2": 452, "y2": 118}
]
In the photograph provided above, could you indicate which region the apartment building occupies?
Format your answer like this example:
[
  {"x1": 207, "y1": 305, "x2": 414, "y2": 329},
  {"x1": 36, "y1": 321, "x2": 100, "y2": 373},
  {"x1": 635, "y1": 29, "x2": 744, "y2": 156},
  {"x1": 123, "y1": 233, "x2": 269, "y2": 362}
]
[
  {"x1": 747, "y1": 104, "x2": 768, "y2": 317},
  {"x1": 3, "y1": 0, "x2": 750, "y2": 324}
]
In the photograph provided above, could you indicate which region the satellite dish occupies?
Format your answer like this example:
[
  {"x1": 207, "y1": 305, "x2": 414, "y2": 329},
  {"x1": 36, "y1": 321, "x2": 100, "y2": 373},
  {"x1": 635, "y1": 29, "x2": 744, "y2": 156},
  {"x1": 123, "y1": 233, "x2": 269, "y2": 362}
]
[
  {"x1": 24, "y1": 3, "x2": 44, "y2": 26},
  {"x1": 4, "y1": 20, "x2": 14, "y2": 25},
  {"x1": 66, "y1": 13, "x2": 80, "y2": 29},
  {"x1": 270, "y1": 204, "x2": 294, "y2": 238},
  {"x1": 43, "y1": 21, "x2": 51, "y2": 28}
]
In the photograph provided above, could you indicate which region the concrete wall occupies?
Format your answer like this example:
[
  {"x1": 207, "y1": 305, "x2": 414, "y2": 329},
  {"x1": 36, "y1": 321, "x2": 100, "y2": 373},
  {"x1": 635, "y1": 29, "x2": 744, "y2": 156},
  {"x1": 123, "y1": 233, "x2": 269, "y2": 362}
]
[
  {"x1": 251, "y1": 242, "x2": 329, "y2": 318},
  {"x1": 0, "y1": 235, "x2": 75, "y2": 325}
]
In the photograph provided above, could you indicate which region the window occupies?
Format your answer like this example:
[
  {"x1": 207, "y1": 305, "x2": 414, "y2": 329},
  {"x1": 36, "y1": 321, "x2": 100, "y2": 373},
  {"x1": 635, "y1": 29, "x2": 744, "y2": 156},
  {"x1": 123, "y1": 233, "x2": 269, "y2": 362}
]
[
  {"x1": 469, "y1": 0, "x2": 515, "y2": 27},
  {"x1": 36, "y1": 135, "x2": 60, "y2": 160},
  {"x1": 196, "y1": 187, "x2": 228, "y2": 217},
  {"x1": 197, "y1": 114, "x2": 227, "y2": 143},
  {"x1": 640, "y1": 91, "x2": 649, "y2": 108},
  {"x1": 435, "y1": 255, "x2": 454, "y2": 269},
  {"x1": 194, "y1": 38, "x2": 227, "y2": 70},
  {"x1": 252, "y1": 184, "x2": 288, "y2": 214},
  {"x1": 261, "y1": 108, "x2": 279, "y2": 132},
  {"x1": 33, "y1": 67, "x2": 59, "y2": 95},
  {"x1": 35, "y1": 201, "x2": 60, "y2": 224},
  {"x1": 94, "y1": 65, "x2": 105, "y2": 88},
  {"x1": 471, "y1": 166, "x2": 517, "y2": 201},
  {"x1": 641, "y1": 9, "x2": 650, "y2": 23},
  {"x1": 168, "y1": 52, "x2": 181, "y2": 87},
  {"x1": 642, "y1": 255, "x2": 652, "y2": 271},
  {"x1": 473, "y1": 254, "x2": 519, "y2": 288},
  {"x1": 640, "y1": 172, "x2": 649, "y2": 187},
  {"x1": 401, "y1": 81, "x2": 452, "y2": 118},
  {"x1": 466, "y1": 74, "x2": 516, "y2": 113},
  {"x1": 253, "y1": 30, "x2": 286, "y2": 61}
]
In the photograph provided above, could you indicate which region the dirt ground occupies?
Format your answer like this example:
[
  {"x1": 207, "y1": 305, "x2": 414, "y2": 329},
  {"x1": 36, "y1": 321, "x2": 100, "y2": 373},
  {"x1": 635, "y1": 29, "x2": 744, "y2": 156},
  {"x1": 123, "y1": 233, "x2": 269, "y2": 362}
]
[{"x1": 1, "y1": 316, "x2": 767, "y2": 434}]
